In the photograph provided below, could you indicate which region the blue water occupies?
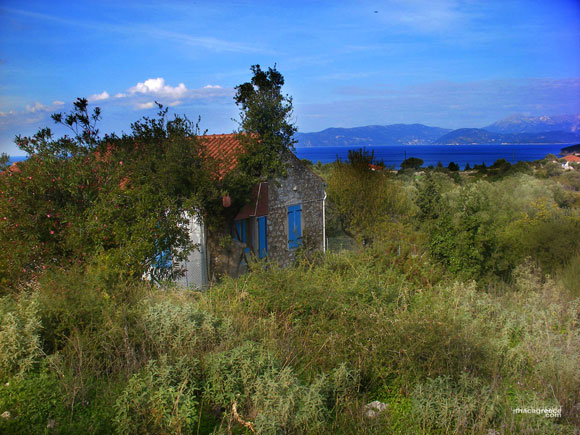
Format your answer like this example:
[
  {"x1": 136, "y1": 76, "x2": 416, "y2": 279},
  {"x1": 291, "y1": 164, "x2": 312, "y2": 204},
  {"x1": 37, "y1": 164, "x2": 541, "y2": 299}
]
[
  {"x1": 8, "y1": 144, "x2": 570, "y2": 169},
  {"x1": 295, "y1": 144, "x2": 568, "y2": 169},
  {"x1": 7, "y1": 156, "x2": 27, "y2": 165}
]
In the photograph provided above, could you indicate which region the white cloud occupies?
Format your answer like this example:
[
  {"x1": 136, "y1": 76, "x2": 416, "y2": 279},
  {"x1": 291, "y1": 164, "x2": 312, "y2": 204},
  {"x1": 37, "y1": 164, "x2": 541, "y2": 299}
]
[
  {"x1": 24, "y1": 100, "x2": 65, "y2": 113},
  {"x1": 88, "y1": 91, "x2": 110, "y2": 101},
  {"x1": 137, "y1": 102, "x2": 156, "y2": 109},
  {"x1": 26, "y1": 102, "x2": 48, "y2": 113},
  {"x1": 110, "y1": 77, "x2": 234, "y2": 109},
  {"x1": 129, "y1": 78, "x2": 188, "y2": 99}
]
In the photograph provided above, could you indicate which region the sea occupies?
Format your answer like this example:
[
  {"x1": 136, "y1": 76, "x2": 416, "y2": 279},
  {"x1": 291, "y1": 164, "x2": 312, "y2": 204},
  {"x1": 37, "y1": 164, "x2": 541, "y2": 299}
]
[
  {"x1": 294, "y1": 144, "x2": 569, "y2": 169},
  {"x1": 7, "y1": 143, "x2": 571, "y2": 169}
]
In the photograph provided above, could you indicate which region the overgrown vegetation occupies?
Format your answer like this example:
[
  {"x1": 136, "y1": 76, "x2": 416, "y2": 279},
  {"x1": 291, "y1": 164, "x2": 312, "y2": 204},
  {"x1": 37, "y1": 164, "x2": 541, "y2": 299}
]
[{"x1": 2, "y1": 72, "x2": 580, "y2": 433}]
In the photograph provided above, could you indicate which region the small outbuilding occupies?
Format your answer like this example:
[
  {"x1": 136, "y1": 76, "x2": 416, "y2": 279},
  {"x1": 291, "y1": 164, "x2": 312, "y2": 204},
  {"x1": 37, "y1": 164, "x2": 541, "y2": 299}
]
[{"x1": 173, "y1": 134, "x2": 327, "y2": 288}]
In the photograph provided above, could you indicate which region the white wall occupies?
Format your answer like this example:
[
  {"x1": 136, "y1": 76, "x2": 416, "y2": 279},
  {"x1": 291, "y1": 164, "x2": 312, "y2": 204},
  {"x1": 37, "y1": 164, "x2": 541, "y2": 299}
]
[{"x1": 175, "y1": 214, "x2": 207, "y2": 289}]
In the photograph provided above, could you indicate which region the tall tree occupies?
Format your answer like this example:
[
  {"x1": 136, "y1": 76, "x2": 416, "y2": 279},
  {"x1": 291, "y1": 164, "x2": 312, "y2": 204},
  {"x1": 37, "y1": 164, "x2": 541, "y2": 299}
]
[{"x1": 234, "y1": 64, "x2": 297, "y2": 181}]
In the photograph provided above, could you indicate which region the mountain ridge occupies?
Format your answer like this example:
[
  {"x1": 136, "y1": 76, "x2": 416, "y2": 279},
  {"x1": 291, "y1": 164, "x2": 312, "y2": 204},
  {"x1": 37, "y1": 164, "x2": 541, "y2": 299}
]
[{"x1": 295, "y1": 114, "x2": 580, "y2": 147}]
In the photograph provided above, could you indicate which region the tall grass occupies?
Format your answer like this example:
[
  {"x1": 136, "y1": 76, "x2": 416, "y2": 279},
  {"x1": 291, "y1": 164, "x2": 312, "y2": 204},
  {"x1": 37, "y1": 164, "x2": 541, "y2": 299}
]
[{"x1": 1, "y1": 245, "x2": 579, "y2": 433}]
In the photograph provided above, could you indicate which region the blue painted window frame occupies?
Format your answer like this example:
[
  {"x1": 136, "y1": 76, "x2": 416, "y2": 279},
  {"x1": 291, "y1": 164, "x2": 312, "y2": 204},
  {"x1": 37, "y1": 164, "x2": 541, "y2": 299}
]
[{"x1": 287, "y1": 204, "x2": 302, "y2": 249}]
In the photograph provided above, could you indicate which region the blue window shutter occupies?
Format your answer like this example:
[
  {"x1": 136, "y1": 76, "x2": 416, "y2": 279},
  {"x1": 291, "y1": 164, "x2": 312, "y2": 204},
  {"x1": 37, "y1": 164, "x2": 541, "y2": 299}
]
[
  {"x1": 258, "y1": 216, "x2": 268, "y2": 258},
  {"x1": 295, "y1": 205, "x2": 302, "y2": 246},
  {"x1": 287, "y1": 207, "x2": 294, "y2": 248},
  {"x1": 233, "y1": 219, "x2": 250, "y2": 253},
  {"x1": 288, "y1": 204, "x2": 302, "y2": 249}
]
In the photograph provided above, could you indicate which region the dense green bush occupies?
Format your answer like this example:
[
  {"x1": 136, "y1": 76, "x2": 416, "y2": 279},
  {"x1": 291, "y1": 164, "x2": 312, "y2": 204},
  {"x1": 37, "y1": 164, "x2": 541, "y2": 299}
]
[
  {"x1": 114, "y1": 357, "x2": 199, "y2": 434},
  {"x1": 1, "y1": 155, "x2": 579, "y2": 433},
  {"x1": 326, "y1": 153, "x2": 414, "y2": 244},
  {"x1": 140, "y1": 298, "x2": 233, "y2": 359},
  {"x1": 417, "y1": 173, "x2": 580, "y2": 280}
]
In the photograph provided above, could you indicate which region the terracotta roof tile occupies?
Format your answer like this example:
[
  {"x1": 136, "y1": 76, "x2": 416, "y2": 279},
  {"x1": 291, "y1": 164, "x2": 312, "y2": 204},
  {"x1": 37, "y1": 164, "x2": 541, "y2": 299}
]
[
  {"x1": 200, "y1": 133, "x2": 245, "y2": 177},
  {"x1": 564, "y1": 154, "x2": 580, "y2": 163}
]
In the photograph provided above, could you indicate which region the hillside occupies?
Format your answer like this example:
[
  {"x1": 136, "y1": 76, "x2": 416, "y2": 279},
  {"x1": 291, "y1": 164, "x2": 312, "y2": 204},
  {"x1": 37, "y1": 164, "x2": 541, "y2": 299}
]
[
  {"x1": 295, "y1": 124, "x2": 451, "y2": 147},
  {"x1": 485, "y1": 114, "x2": 580, "y2": 134},
  {"x1": 561, "y1": 143, "x2": 580, "y2": 154},
  {"x1": 295, "y1": 115, "x2": 580, "y2": 147},
  {"x1": 434, "y1": 128, "x2": 580, "y2": 145}
]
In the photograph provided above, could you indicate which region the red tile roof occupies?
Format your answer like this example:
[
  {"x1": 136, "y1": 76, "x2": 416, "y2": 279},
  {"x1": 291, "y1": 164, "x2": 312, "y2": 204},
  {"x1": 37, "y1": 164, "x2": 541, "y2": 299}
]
[
  {"x1": 0, "y1": 162, "x2": 22, "y2": 176},
  {"x1": 564, "y1": 154, "x2": 580, "y2": 163},
  {"x1": 200, "y1": 133, "x2": 245, "y2": 177}
]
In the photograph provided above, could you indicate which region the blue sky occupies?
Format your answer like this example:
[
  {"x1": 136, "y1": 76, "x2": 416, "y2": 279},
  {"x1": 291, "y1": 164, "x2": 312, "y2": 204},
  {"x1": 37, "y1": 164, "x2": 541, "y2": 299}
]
[{"x1": 1, "y1": 0, "x2": 579, "y2": 154}]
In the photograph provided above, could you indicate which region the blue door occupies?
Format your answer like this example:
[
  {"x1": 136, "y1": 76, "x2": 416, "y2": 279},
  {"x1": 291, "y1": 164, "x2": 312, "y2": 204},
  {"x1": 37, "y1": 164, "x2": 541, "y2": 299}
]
[{"x1": 257, "y1": 216, "x2": 268, "y2": 258}]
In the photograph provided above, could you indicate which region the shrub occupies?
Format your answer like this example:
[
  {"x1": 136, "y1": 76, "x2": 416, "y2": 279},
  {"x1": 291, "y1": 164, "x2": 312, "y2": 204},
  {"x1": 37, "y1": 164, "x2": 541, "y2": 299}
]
[
  {"x1": 411, "y1": 374, "x2": 501, "y2": 433},
  {"x1": 0, "y1": 371, "x2": 64, "y2": 433},
  {"x1": 401, "y1": 157, "x2": 424, "y2": 170},
  {"x1": 114, "y1": 357, "x2": 199, "y2": 435},
  {"x1": 204, "y1": 342, "x2": 351, "y2": 433},
  {"x1": 0, "y1": 293, "x2": 42, "y2": 380},
  {"x1": 140, "y1": 297, "x2": 233, "y2": 358}
]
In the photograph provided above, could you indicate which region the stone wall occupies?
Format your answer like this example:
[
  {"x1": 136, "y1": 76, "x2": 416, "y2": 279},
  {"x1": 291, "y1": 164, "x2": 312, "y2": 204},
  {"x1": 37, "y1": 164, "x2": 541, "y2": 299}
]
[{"x1": 267, "y1": 154, "x2": 326, "y2": 267}]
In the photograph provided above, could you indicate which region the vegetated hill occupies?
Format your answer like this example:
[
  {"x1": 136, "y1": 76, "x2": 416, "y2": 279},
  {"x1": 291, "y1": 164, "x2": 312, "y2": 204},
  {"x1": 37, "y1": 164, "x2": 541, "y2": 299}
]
[
  {"x1": 434, "y1": 128, "x2": 580, "y2": 145},
  {"x1": 485, "y1": 114, "x2": 580, "y2": 134},
  {"x1": 561, "y1": 143, "x2": 580, "y2": 154},
  {"x1": 295, "y1": 124, "x2": 451, "y2": 147}
]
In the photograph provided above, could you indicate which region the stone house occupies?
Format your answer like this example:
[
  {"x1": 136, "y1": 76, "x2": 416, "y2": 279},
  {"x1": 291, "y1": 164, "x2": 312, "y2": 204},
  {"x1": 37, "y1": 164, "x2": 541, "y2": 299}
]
[{"x1": 174, "y1": 133, "x2": 327, "y2": 288}]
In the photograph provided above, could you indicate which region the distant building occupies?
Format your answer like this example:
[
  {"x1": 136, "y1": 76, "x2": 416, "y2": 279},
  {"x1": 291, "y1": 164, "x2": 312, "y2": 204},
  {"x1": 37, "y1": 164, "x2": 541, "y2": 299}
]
[{"x1": 562, "y1": 154, "x2": 580, "y2": 170}]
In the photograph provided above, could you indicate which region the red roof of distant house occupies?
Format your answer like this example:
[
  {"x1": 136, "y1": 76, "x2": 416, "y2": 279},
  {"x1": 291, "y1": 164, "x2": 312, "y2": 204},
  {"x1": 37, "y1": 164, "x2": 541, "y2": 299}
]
[
  {"x1": 0, "y1": 162, "x2": 22, "y2": 176},
  {"x1": 200, "y1": 133, "x2": 245, "y2": 177},
  {"x1": 564, "y1": 155, "x2": 580, "y2": 163},
  {"x1": 368, "y1": 163, "x2": 384, "y2": 171}
]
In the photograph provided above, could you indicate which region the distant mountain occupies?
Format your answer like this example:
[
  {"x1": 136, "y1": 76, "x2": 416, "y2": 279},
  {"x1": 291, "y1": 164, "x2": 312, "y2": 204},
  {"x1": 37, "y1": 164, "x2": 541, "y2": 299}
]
[
  {"x1": 295, "y1": 115, "x2": 580, "y2": 147},
  {"x1": 434, "y1": 128, "x2": 580, "y2": 145},
  {"x1": 484, "y1": 114, "x2": 580, "y2": 134},
  {"x1": 295, "y1": 124, "x2": 451, "y2": 147}
]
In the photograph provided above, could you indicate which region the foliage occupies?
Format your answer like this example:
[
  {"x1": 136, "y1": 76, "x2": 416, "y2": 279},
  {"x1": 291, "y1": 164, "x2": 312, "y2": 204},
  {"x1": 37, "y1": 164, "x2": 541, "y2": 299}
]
[
  {"x1": 0, "y1": 235, "x2": 578, "y2": 432},
  {"x1": 204, "y1": 342, "x2": 357, "y2": 433},
  {"x1": 417, "y1": 173, "x2": 580, "y2": 280},
  {"x1": 3, "y1": 90, "x2": 580, "y2": 433},
  {"x1": 447, "y1": 161, "x2": 460, "y2": 171},
  {"x1": 0, "y1": 101, "x2": 222, "y2": 289},
  {"x1": 140, "y1": 298, "x2": 233, "y2": 358},
  {"x1": 401, "y1": 157, "x2": 424, "y2": 170},
  {"x1": 411, "y1": 374, "x2": 500, "y2": 433},
  {"x1": 234, "y1": 64, "x2": 297, "y2": 183},
  {"x1": 114, "y1": 357, "x2": 199, "y2": 435},
  {"x1": 0, "y1": 293, "x2": 42, "y2": 380},
  {"x1": 326, "y1": 151, "x2": 413, "y2": 243}
]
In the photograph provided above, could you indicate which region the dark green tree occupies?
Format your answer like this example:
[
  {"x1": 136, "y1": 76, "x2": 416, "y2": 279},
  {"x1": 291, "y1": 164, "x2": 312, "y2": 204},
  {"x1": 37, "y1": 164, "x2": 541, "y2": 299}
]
[
  {"x1": 0, "y1": 153, "x2": 9, "y2": 172},
  {"x1": 447, "y1": 161, "x2": 460, "y2": 171},
  {"x1": 401, "y1": 157, "x2": 424, "y2": 170},
  {"x1": 345, "y1": 147, "x2": 384, "y2": 172},
  {"x1": 234, "y1": 64, "x2": 297, "y2": 181}
]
